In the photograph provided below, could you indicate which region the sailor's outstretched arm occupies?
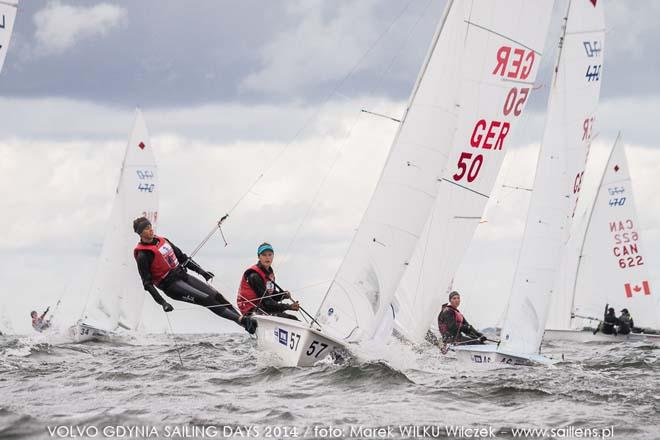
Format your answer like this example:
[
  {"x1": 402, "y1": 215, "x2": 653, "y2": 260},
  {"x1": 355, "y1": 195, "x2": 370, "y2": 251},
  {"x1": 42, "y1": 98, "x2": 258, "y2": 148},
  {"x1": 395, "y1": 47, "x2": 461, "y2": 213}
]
[{"x1": 135, "y1": 250, "x2": 167, "y2": 306}]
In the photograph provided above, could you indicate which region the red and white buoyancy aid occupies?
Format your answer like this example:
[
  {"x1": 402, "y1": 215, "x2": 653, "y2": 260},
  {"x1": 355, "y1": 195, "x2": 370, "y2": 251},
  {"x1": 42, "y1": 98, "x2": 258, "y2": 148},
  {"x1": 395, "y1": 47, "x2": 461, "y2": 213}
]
[
  {"x1": 133, "y1": 236, "x2": 179, "y2": 286},
  {"x1": 237, "y1": 264, "x2": 275, "y2": 314},
  {"x1": 438, "y1": 304, "x2": 464, "y2": 336}
]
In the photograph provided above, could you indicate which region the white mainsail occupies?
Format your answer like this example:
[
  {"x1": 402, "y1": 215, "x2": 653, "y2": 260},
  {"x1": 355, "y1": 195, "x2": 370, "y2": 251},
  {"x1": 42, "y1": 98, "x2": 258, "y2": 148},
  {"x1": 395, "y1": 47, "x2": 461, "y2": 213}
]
[
  {"x1": 551, "y1": 137, "x2": 659, "y2": 331},
  {"x1": 0, "y1": 0, "x2": 18, "y2": 74},
  {"x1": 0, "y1": 0, "x2": 18, "y2": 335},
  {"x1": 81, "y1": 109, "x2": 158, "y2": 332},
  {"x1": 316, "y1": 0, "x2": 554, "y2": 343},
  {"x1": 393, "y1": 2, "x2": 556, "y2": 344},
  {"x1": 499, "y1": 0, "x2": 605, "y2": 355}
]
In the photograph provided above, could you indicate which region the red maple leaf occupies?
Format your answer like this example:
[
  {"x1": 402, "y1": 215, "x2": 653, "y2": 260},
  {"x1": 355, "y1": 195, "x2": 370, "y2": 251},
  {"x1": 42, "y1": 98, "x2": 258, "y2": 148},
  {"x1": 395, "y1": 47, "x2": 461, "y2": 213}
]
[
  {"x1": 614, "y1": 164, "x2": 619, "y2": 172},
  {"x1": 590, "y1": 0, "x2": 597, "y2": 6},
  {"x1": 138, "y1": 142, "x2": 146, "y2": 150}
]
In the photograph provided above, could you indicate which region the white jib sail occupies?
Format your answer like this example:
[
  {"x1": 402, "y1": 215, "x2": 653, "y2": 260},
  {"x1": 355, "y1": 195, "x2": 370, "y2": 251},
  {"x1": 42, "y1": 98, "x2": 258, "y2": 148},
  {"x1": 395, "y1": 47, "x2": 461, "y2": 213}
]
[
  {"x1": 568, "y1": 137, "x2": 659, "y2": 330},
  {"x1": 499, "y1": 0, "x2": 605, "y2": 355},
  {"x1": 316, "y1": 0, "x2": 554, "y2": 343},
  {"x1": 0, "y1": 0, "x2": 18, "y2": 74},
  {"x1": 393, "y1": 2, "x2": 555, "y2": 345},
  {"x1": 82, "y1": 109, "x2": 159, "y2": 332}
]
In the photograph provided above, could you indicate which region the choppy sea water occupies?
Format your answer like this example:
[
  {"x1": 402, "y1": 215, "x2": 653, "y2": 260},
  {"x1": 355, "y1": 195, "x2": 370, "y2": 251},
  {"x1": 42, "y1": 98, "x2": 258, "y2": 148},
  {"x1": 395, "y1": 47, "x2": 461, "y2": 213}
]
[{"x1": 0, "y1": 333, "x2": 657, "y2": 440}]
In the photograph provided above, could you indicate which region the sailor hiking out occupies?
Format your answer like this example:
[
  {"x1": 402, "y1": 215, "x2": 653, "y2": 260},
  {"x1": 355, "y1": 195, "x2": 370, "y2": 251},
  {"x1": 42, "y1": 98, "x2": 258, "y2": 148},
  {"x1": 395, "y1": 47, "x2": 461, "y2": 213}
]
[
  {"x1": 132, "y1": 217, "x2": 257, "y2": 334},
  {"x1": 237, "y1": 243, "x2": 299, "y2": 320},
  {"x1": 31, "y1": 308, "x2": 51, "y2": 332}
]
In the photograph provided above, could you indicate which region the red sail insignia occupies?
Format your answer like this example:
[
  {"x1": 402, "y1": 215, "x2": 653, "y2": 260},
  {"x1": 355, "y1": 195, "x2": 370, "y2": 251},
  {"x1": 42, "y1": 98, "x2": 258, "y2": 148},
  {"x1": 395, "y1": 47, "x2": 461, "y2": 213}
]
[{"x1": 624, "y1": 281, "x2": 651, "y2": 298}]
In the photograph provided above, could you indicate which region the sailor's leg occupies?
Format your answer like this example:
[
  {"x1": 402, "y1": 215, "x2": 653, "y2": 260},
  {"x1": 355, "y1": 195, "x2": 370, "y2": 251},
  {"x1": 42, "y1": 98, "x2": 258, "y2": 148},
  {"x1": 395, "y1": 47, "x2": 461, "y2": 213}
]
[
  {"x1": 163, "y1": 279, "x2": 241, "y2": 323},
  {"x1": 183, "y1": 276, "x2": 244, "y2": 321}
]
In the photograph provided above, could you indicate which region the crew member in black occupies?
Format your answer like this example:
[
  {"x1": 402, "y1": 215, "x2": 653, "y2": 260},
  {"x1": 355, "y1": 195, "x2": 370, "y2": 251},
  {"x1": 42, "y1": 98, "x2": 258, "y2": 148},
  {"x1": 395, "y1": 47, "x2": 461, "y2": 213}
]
[
  {"x1": 437, "y1": 291, "x2": 486, "y2": 344},
  {"x1": 132, "y1": 217, "x2": 257, "y2": 334},
  {"x1": 617, "y1": 308, "x2": 634, "y2": 335},
  {"x1": 238, "y1": 243, "x2": 299, "y2": 320},
  {"x1": 599, "y1": 307, "x2": 618, "y2": 335}
]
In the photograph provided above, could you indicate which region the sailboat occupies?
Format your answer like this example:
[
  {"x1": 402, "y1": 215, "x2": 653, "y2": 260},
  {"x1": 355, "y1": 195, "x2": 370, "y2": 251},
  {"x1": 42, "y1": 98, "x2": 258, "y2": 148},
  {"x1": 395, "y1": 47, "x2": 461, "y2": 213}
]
[
  {"x1": 545, "y1": 135, "x2": 660, "y2": 342},
  {"x1": 253, "y1": 0, "x2": 555, "y2": 367},
  {"x1": 454, "y1": 0, "x2": 606, "y2": 366},
  {"x1": 70, "y1": 109, "x2": 158, "y2": 342},
  {"x1": 0, "y1": 0, "x2": 18, "y2": 74},
  {"x1": 0, "y1": 0, "x2": 18, "y2": 336}
]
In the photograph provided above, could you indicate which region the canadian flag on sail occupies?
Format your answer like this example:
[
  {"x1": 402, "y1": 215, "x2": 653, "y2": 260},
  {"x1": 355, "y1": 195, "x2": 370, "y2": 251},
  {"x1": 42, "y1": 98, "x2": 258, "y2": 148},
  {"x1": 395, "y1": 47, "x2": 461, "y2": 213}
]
[{"x1": 624, "y1": 281, "x2": 651, "y2": 298}]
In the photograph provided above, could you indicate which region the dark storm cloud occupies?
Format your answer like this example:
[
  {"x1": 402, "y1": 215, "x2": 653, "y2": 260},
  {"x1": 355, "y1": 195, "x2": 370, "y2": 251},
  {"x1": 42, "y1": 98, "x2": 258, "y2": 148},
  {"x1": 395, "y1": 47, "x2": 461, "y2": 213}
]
[
  {"x1": 0, "y1": 0, "x2": 441, "y2": 106},
  {"x1": 2, "y1": 1, "x2": 656, "y2": 109}
]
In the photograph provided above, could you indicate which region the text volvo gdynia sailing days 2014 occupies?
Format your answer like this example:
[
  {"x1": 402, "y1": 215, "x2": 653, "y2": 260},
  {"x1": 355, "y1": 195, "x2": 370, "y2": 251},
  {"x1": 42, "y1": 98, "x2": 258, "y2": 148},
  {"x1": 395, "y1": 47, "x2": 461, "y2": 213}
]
[{"x1": 46, "y1": 424, "x2": 264, "y2": 438}]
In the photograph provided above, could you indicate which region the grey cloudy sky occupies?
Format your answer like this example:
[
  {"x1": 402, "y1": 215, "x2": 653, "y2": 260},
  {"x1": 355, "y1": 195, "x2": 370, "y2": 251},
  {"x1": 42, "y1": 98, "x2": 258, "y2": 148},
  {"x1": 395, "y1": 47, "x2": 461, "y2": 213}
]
[{"x1": 1, "y1": 1, "x2": 659, "y2": 333}]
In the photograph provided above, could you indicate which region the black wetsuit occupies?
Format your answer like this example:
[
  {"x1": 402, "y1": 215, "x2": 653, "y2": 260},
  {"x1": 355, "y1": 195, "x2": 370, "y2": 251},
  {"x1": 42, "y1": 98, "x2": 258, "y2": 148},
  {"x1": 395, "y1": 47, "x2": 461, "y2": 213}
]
[
  {"x1": 135, "y1": 237, "x2": 243, "y2": 325},
  {"x1": 244, "y1": 263, "x2": 298, "y2": 321},
  {"x1": 437, "y1": 303, "x2": 483, "y2": 344},
  {"x1": 618, "y1": 313, "x2": 634, "y2": 335},
  {"x1": 601, "y1": 311, "x2": 618, "y2": 335}
]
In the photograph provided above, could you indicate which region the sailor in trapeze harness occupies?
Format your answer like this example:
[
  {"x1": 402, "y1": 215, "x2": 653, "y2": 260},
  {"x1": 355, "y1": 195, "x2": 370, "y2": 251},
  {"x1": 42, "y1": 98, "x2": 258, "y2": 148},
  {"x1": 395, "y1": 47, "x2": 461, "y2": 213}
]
[
  {"x1": 237, "y1": 243, "x2": 300, "y2": 320},
  {"x1": 132, "y1": 217, "x2": 257, "y2": 334}
]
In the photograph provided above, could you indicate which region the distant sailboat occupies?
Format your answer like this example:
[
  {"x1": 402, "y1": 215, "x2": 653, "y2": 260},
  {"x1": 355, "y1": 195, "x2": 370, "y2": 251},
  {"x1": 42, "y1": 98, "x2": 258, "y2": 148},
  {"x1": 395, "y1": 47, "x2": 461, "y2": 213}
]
[
  {"x1": 252, "y1": 0, "x2": 554, "y2": 366},
  {"x1": 545, "y1": 135, "x2": 660, "y2": 342},
  {"x1": 0, "y1": 0, "x2": 18, "y2": 336},
  {"x1": 70, "y1": 109, "x2": 158, "y2": 342},
  {"x1": 455, "y1": 0, "x2": 606, "y2": 366}
]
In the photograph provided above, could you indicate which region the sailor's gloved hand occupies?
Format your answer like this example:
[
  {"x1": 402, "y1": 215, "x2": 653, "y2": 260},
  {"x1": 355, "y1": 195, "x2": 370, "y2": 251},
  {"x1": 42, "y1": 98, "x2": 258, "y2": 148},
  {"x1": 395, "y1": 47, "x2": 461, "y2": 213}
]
[
  {"x1": 162, "y1": 302, "x2": 174, "y2": 312},
  {"x1": 281, "y1": 291, "x2": 291, "y2": 299},
  {"x1": 479, "y1": 335, "x2": 487, "y2": 343},
  {"x1": 289, "y1": 302, "x2": 300, "y2": 311},
  {"x1": 201, "y1": 270, "x2": 215, "y2": 282}
]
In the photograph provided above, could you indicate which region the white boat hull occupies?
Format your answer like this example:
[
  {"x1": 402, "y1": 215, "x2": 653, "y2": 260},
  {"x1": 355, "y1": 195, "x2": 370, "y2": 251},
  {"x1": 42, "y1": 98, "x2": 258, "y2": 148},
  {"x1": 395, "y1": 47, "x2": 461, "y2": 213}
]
[
  {"x1": 544, "y1": 329, "x2": 660, "y2": 343},
  {"x1": 253, "y1": 315, "x2": 348, "y2": 367},
  {"x1": 68, "y1": 322, "x2": 110, "y2": 343},
  {"x1": 453, "y1": 344, "x2": 558, "y2": 368}
]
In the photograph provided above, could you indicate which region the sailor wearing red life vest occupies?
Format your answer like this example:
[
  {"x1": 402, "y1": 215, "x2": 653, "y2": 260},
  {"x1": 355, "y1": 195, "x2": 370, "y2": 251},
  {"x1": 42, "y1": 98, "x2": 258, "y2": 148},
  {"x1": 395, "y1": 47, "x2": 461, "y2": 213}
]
[
  {"x1": 437, "y1": 291, "x2": 485, "y2": 344},
  {"x1": 237, "y1": 243, "x2": 299, "y2": 320},
  {"x1": 132, "y1": 217, "x2": 257, "y2": 334}
]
